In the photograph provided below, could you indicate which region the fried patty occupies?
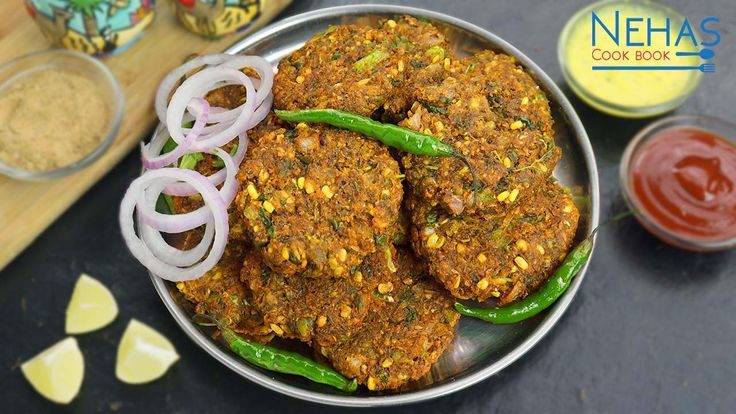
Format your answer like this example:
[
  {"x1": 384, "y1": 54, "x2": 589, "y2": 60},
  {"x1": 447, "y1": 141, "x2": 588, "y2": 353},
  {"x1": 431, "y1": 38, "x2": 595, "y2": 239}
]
[
  {"x1": 174, "y1": 236, "x2": 273, "y2": 343},
  {"x1": 239, "y1": 248, "x2": 376, "y2": 349},
  {"x1": 323, "y1": 246, "x2": 459, "y2": 391},
  {"x1": 401, "y1": 50, "x2": 558, "y2": 218},
  {"x1": 235, "y1": 121, "x2": 403, "y2": 277},
  {"x1": 411, "y1": 180, "x2": 579, "y2": 303},
  {"x1": 273, "y1": 16, "x2": 447, "y2": 121}
]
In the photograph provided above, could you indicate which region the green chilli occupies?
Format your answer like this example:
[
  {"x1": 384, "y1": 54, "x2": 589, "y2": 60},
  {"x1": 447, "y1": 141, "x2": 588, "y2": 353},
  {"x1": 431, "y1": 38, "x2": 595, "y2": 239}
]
[
  {"x1": 194, "y1": 315, "x2": 357, "y2": 392},
  {"x1": 274, "y1": 109, "x2": 479, "y2": 201},
  {"x1": 354, "y1": 49, "x2": 390, "y2": 72},
  {"x1": 454, "y1": 236, "x2": 593, "y2": 324}
]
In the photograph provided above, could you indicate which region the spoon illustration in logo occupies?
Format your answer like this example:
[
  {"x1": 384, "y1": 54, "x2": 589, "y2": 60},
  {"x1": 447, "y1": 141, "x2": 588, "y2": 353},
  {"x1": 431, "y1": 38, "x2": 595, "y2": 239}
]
[{"x1": 675, "y1": 49, "x2": 716, "y2": 59}]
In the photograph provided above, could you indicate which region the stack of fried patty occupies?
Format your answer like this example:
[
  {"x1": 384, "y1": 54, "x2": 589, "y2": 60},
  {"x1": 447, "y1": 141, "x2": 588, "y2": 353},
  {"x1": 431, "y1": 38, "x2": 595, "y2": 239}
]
[{"x1": 175, "y1": 16, "x2": 578, "y2": 391}]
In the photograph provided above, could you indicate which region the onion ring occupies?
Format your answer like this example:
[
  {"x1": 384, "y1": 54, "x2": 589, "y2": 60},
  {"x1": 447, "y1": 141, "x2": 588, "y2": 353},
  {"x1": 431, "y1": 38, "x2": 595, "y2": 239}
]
[
  {"x1": 166, "y1": 67, "x2": 256, "y2": 152},
  {"x1": 120, "y1": 169, "x2": 228, "y2": 282},
  {"x1": 219, "y1": 55, "x2": 274, "y2": 108},
  {"x1": 162, "y1": 133, "x2": 248, "y2": 198},
  {"x1": 139, "y1": 179, "x2": 216, "y2": 267},
  {"x1": 139, "y1": 147, "x2": 237, "y2": 233},
  {"x1": 155, "y1": 54, "x2": 236, "y2": 125},
  {"x1": 247, "y1": 92, "x2": 273, "y2": 130},
  {"x1": 185, "y1": 56, "x2": 273, "y2": 124},
  {"x1": 125, "y1": 53, "x2": 274, "y2": 282},
  {"x1": 141, "y1": 98, "x2": 209, "y2": 170}
]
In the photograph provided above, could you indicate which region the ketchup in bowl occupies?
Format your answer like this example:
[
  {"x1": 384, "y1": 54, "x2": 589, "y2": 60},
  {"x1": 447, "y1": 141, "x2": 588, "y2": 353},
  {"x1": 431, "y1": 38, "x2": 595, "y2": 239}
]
[{"x1": 621, "y1": 116, "x2": 736, "y2": 251}]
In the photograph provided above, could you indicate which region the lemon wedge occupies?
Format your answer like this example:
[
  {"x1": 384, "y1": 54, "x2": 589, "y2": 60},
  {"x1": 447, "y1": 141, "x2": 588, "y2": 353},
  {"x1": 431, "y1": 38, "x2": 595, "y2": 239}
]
[
  {"x1": 116, "y1": 319, "x2": 179, "y2": 384},
  {"x1": 65, "y1": 273, "x2": 119, "y2": 334},
  {"x1": 21, "y1": 337, "x2": 84, "y2": 404}
]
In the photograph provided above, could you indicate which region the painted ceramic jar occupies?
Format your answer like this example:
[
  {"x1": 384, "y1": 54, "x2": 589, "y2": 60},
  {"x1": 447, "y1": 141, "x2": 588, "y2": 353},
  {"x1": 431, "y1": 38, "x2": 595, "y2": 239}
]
[
  {"x1": 25, "y1": 0, "x2": 155, "y2": 56},
  {"x1": 168, "y1": 0, "x2": 264, "y2": 39}
]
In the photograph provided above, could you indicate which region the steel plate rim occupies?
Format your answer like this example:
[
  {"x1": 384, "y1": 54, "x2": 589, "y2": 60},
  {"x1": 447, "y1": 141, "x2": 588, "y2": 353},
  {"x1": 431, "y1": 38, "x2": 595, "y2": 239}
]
[{"x1": 150, "y1": 3, "x2": 600, "y2": 407}]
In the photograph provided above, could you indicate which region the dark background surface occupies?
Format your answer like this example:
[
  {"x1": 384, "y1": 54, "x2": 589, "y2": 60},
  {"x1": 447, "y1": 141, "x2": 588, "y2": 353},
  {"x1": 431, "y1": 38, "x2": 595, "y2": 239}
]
[{"x1": 2, "y1": 1, "x2": 735, "y2": 413}]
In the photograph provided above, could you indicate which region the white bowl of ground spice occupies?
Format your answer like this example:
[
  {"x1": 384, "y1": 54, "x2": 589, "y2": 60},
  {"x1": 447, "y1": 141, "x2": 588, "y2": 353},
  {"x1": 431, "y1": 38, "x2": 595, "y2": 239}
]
[{"x1": 0, "y1": 49, "x2": 123, "y2": 180}]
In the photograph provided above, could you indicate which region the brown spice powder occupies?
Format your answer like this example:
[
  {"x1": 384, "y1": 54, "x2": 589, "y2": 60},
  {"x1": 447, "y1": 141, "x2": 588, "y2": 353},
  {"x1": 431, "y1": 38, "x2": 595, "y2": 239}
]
[{"x1": 0, "y1": 68, "x2": 109, "y2": 172}]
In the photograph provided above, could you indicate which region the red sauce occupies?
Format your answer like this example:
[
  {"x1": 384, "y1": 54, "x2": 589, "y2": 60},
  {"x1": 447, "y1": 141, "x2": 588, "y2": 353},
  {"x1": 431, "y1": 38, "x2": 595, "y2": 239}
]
[{"x1": 631, "y1": 127, "x2": 736, "y2": 243}]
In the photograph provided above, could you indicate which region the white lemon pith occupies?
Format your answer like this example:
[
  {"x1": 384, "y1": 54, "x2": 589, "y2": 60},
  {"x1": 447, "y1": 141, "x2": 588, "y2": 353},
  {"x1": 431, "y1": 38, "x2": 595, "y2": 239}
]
[
  {"x1": 65, "y1": 273, "x2": 119, "y2": 334},
  {"x1": 20, "y1": 337, "x2": 84, "y2": 404},
  {"x1": 116, "y1": 319, "x2": 179, "y2": 384}
]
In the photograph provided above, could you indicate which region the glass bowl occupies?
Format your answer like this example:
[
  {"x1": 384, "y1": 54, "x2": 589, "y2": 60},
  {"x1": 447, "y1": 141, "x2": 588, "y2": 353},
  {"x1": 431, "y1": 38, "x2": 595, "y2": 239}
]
[
  {"x1": 620, "y1": 115, "x2": 736, "y2": 251},
  {"x1": 558, "y1": 0, "x2": 702, "y2": 118},
  {"x1": 0, "y1": 49, "x2": 124, "y2": 180}
]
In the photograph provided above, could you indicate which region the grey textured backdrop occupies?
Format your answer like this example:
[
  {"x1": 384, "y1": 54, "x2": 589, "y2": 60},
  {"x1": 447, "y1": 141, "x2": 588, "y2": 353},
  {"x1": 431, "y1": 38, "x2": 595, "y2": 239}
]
[{"x1": 2, "y1": 1, "x2": 734, "y2": 413}]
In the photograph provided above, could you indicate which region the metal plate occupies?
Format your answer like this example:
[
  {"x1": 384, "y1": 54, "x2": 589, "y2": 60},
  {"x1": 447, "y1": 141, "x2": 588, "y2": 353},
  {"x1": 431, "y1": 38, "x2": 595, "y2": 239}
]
[{"x1": 150, "y1": 4, "x2": 600, "y2": 407}]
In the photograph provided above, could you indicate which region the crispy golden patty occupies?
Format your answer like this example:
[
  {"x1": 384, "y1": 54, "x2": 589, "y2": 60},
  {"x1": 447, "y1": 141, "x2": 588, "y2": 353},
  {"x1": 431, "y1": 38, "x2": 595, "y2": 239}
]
[
  {"x1": 411, "y1": 180, "x2": 579, "y2": 303},
  {"x1": 235, "y1": 122, "x2": 403, "y2": 278},
  {"x1": 324, "y1": 246, "x2": 459, "y2": 391},
  {"x1": 174, "y1": 238, "x2": 273, "y2": 343},
  {"x1": 401, "y1": 50, "x2": 558, "y2": 218},
  {"x1": 240, "y1": 249, "x2": 375, "y2": 349},
  {"x1": 273, "y1": 16, "x2": 447, "y2": 121}
]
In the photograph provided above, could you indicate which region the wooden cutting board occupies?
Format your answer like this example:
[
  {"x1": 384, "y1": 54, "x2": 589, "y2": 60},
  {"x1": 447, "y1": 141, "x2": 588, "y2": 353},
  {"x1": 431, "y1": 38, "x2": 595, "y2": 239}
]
[{"x1": 0, "y1": 1, "x2": 288, "y2": 270}]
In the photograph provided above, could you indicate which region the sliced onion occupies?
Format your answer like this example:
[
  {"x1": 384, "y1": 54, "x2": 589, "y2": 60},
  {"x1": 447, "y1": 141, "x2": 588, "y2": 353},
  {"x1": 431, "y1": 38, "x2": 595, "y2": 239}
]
[
  {"x1": 192, "y1": 55, "x2": 274, "y2": 123},
  {"x1": 248, "y1": 93, "x2": 273, "y2": 130},
  {"x1": 219, "y1": 55, "x2": 274, "y2": 108},
  {"x1": 119, "y1": 169, "x2": 228, "y2": 282},
  {"x1": 141, "y1": 123, "x2": 168, "y2": 163},
  {"x1": 166, "y1": 68, "x2": 256, "y2": 152},
  {"x1": 139, "y1": 180, "x2": 216, "y2": 267},
  {"x1": 155, "y1": 54, "x2": 236, "y2": 125},
  {"x1": 162, "y1": 133, "x2": 248, "y2": 198},
  {"x1": 141, "y1": 98, "x2": 209, "y2": 170},
  {"x1": 125, "y1": 53, "x2": 274, "y2": 282},
  {"x1": 140, "y1": 147, "x2": 237, "y2": 233},
  {"x1": 186, "y1": 97, "x2": 268, "y2": 142},
  {"x1": 184, "y1": 56, "x2": 273, "y2": 124},
  {"x1": 219, "y1": 55, "x2": 273, "y2": 105},
  {"x1": 140, "y1": 220, "x2": 214, "y2": 268}
]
